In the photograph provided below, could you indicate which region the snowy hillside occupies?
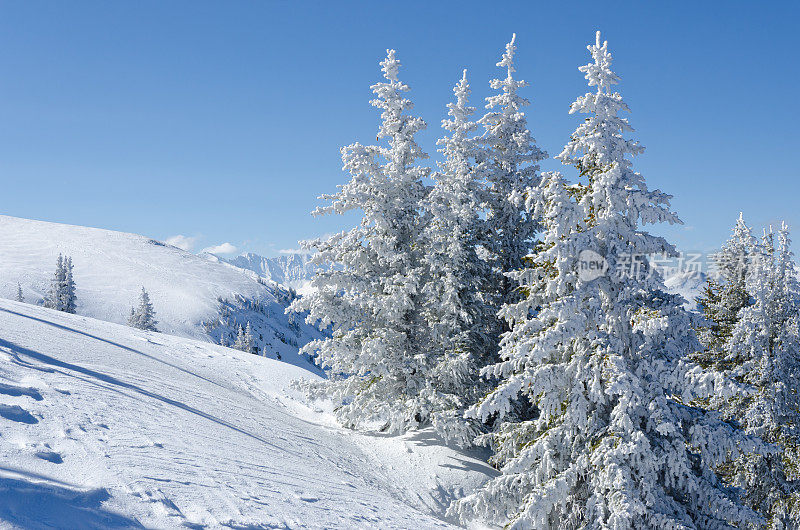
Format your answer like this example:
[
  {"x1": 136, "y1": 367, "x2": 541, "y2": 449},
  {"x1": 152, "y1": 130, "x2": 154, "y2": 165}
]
[
  {"x1": 223, "y1": 252, "x2": 317, "y2": 294},
  {"x1": 0, "y1": 216, "x2": 323, "y2": 368},
  {"x1": 0, "y1": 300, "x2": 494, "y2": 528}
]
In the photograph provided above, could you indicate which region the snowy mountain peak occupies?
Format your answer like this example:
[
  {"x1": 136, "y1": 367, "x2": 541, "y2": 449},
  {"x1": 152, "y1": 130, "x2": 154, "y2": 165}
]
[{"x1": 223, "y1": 252, "x2": 317, "y2": 293}]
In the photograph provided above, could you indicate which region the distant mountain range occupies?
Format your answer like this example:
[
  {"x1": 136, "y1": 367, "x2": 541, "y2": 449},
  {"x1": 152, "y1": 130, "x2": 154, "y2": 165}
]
[
  {"x1": 223, "y1": 252, "x2": 317, "y2": 294},
  {"x1": 219, "y1": 251, "x2": 709, "y2": 310}
]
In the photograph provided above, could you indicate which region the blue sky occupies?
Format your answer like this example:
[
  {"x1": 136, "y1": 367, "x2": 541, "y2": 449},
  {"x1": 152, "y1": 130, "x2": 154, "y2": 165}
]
[{"x1": 0, "y1": 1, "x2": 797, "y2": 257}]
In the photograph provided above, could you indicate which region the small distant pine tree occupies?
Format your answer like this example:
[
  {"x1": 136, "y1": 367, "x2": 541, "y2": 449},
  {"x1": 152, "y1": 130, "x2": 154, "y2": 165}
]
[
  {"x1": 232, "y1": 323, "x2": 254, "y2": 353},
  {"x1": 128, "y1": 287, "x2": 158, "y2": 331},
  {"x1": 233, "y1": 325, "x2": 245, "y2": 350},
  {"x1": 244, "y1": 322, "x2": 255, "y2": 353},
  {"x1": 63, "y1": 256, "x2": 76, "y2": 313},
  {"x1": 43, "y1": 254, "x2": 77, "y2": 313},
  {"x1": 42, "y1": 254, "x2": 64, "y2": 310},
  {"x1": 16, "y1": 283, "x2": 23, "y2": 302}
]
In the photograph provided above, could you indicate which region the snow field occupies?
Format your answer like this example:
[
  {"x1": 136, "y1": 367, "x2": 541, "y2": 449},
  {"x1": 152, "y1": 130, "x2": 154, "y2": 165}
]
[{"x1": 0, "y1": 300, "x2": 492, "y2": 529}]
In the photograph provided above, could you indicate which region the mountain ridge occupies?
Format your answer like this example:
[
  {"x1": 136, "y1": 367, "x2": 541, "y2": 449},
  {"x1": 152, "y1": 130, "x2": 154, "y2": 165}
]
[{"x1": 222, "y1": 252, "x2": 317, "y2": 294}]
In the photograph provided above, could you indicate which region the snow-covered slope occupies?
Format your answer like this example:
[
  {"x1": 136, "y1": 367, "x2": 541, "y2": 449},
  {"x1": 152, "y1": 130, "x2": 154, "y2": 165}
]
[
  {"x1": 0, "y1": 215, "x2": 322, "y2": 368},
  {"x1": 0, "y1": 300, "x2": 493, "y2": 529},
  {"x1": 223, "y1": 252, "x2": 317, "y2": 293}
]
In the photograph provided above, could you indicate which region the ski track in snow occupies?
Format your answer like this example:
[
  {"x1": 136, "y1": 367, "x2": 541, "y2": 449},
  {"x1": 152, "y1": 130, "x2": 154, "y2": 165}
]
[{"x1": 0, "y1": 300, "x2": 493, "y2": 529}]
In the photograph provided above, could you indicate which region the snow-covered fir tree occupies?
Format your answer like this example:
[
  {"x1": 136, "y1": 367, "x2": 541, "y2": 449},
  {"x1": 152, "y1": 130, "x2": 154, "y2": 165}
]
[
  {"x1": 718, "y1": 223, "x2": 800, "y2": 527},
  {"x1": 290, "y1": 49, "x2": 434, "y2": 433},
  {"x1": 233, "y1": 325, "x2": 246, "y2": 351},
  {"x1": 15, "y1": 283, "x2": 23, "y2": 302},
  {"x1": 233, "y1": 323, "x2": 254, "y2": 353},
  {"x1": 420, "y1": 70, "x2": 497, "y2": 446},
  {"x1": 43, "y1": 254, "x2": 76, "y2": 313},
  {"x1": 479, "y1": 34, "x2": 546, "y2": 311},
  {"x1": 450, "y1": 32, "x2": 764, "y2": 529},
  {"x1": 64, "y1": 256, "x2": 76, "y2": 313},
  {"x1": 695, "y1": 213, "x2": 756, "y2": 369},
  {"x1": 244, "y1": 322, "x2": 255, "y2": 353},
  {"x1": 128, "y1": 287, "x2": 158, "y2": 332}
]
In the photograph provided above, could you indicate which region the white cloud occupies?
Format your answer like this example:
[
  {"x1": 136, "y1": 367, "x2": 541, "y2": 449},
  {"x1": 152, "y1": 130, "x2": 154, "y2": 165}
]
[
  {"x1": 202, "y1": 242, "x2": 238, "y2": 255},
  {"x1": 164, "y1": 234, "x2": 198, "y2": 251}
]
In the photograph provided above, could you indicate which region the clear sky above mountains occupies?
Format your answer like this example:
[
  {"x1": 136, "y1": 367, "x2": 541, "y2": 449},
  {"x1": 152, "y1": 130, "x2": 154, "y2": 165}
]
[{"x1": 0, "y1": 1, "x2": 797, "y2": 258}]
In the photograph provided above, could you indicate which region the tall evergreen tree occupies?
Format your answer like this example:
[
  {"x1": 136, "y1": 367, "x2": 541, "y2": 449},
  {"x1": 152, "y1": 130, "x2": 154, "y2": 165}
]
[
  {"x1": 420, "y1": 70, "x2": 496, "y2": 446},
  {"x1": 451, "y1": 32, "x2": 763, "y2": 529},
  {"x1": 479, "y1": 34, "x2": 546, "y2": 311},
  {"x1": 291, "y1": 49, "x2": 433, "y2": 433},
  {"x1": 128, "y1": 287, "x2": 158, "y2": 331},
  {"x1": 16, "y1": 283, "x2": 23, "y2": 303}
]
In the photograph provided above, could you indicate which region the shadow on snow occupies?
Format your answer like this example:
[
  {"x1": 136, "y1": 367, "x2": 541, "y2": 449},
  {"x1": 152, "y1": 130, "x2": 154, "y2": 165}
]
[{"x1": 0, "y1": 467, "x2": 143, "y2": 529}]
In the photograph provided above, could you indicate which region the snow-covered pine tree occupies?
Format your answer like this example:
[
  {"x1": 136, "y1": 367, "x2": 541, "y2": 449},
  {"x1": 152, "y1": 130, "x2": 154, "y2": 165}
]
[
  {"x1": 16, "y1": 283, "x2": 23, "y2": 302},
  {"x1": 233, "y1": 325, "x2": 246, "y2": 351},
  {"x1": 231, "y1": 323, "x2": 254, "y2": 353},
  {"x1": 43, "y1": 254, "x2": 77, "y2": 313},
  {"x1": 128, "y1": 287, "x2": 158, "y2": 331},
  {"x1": 43, "y1": 254, "x2": 65, "y2": 311},
  {"x1": 719, "y1": 223, "x2": 800, "y2": 526},
  {"x1": 63, "y1": 256, "x2": 76, "y2": 313},
  {"x1": 420, "y1": 70, "x2": 497, "y2": 446},
  {"x1": 450, "y1": 31, "x2": 764, "y2": 529},
  {"x1": 244, "y1": 322, "x2": 254, "y2": 353},
  {"x1": 695, "y1": 213, "x2": 756, "y2": 370},
  {"x1": 479, "y1": 34, "x2": 546, "y2": 311},
  {"x1": 290, "y1": 49, "x2": 433, "y2": 433}
]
